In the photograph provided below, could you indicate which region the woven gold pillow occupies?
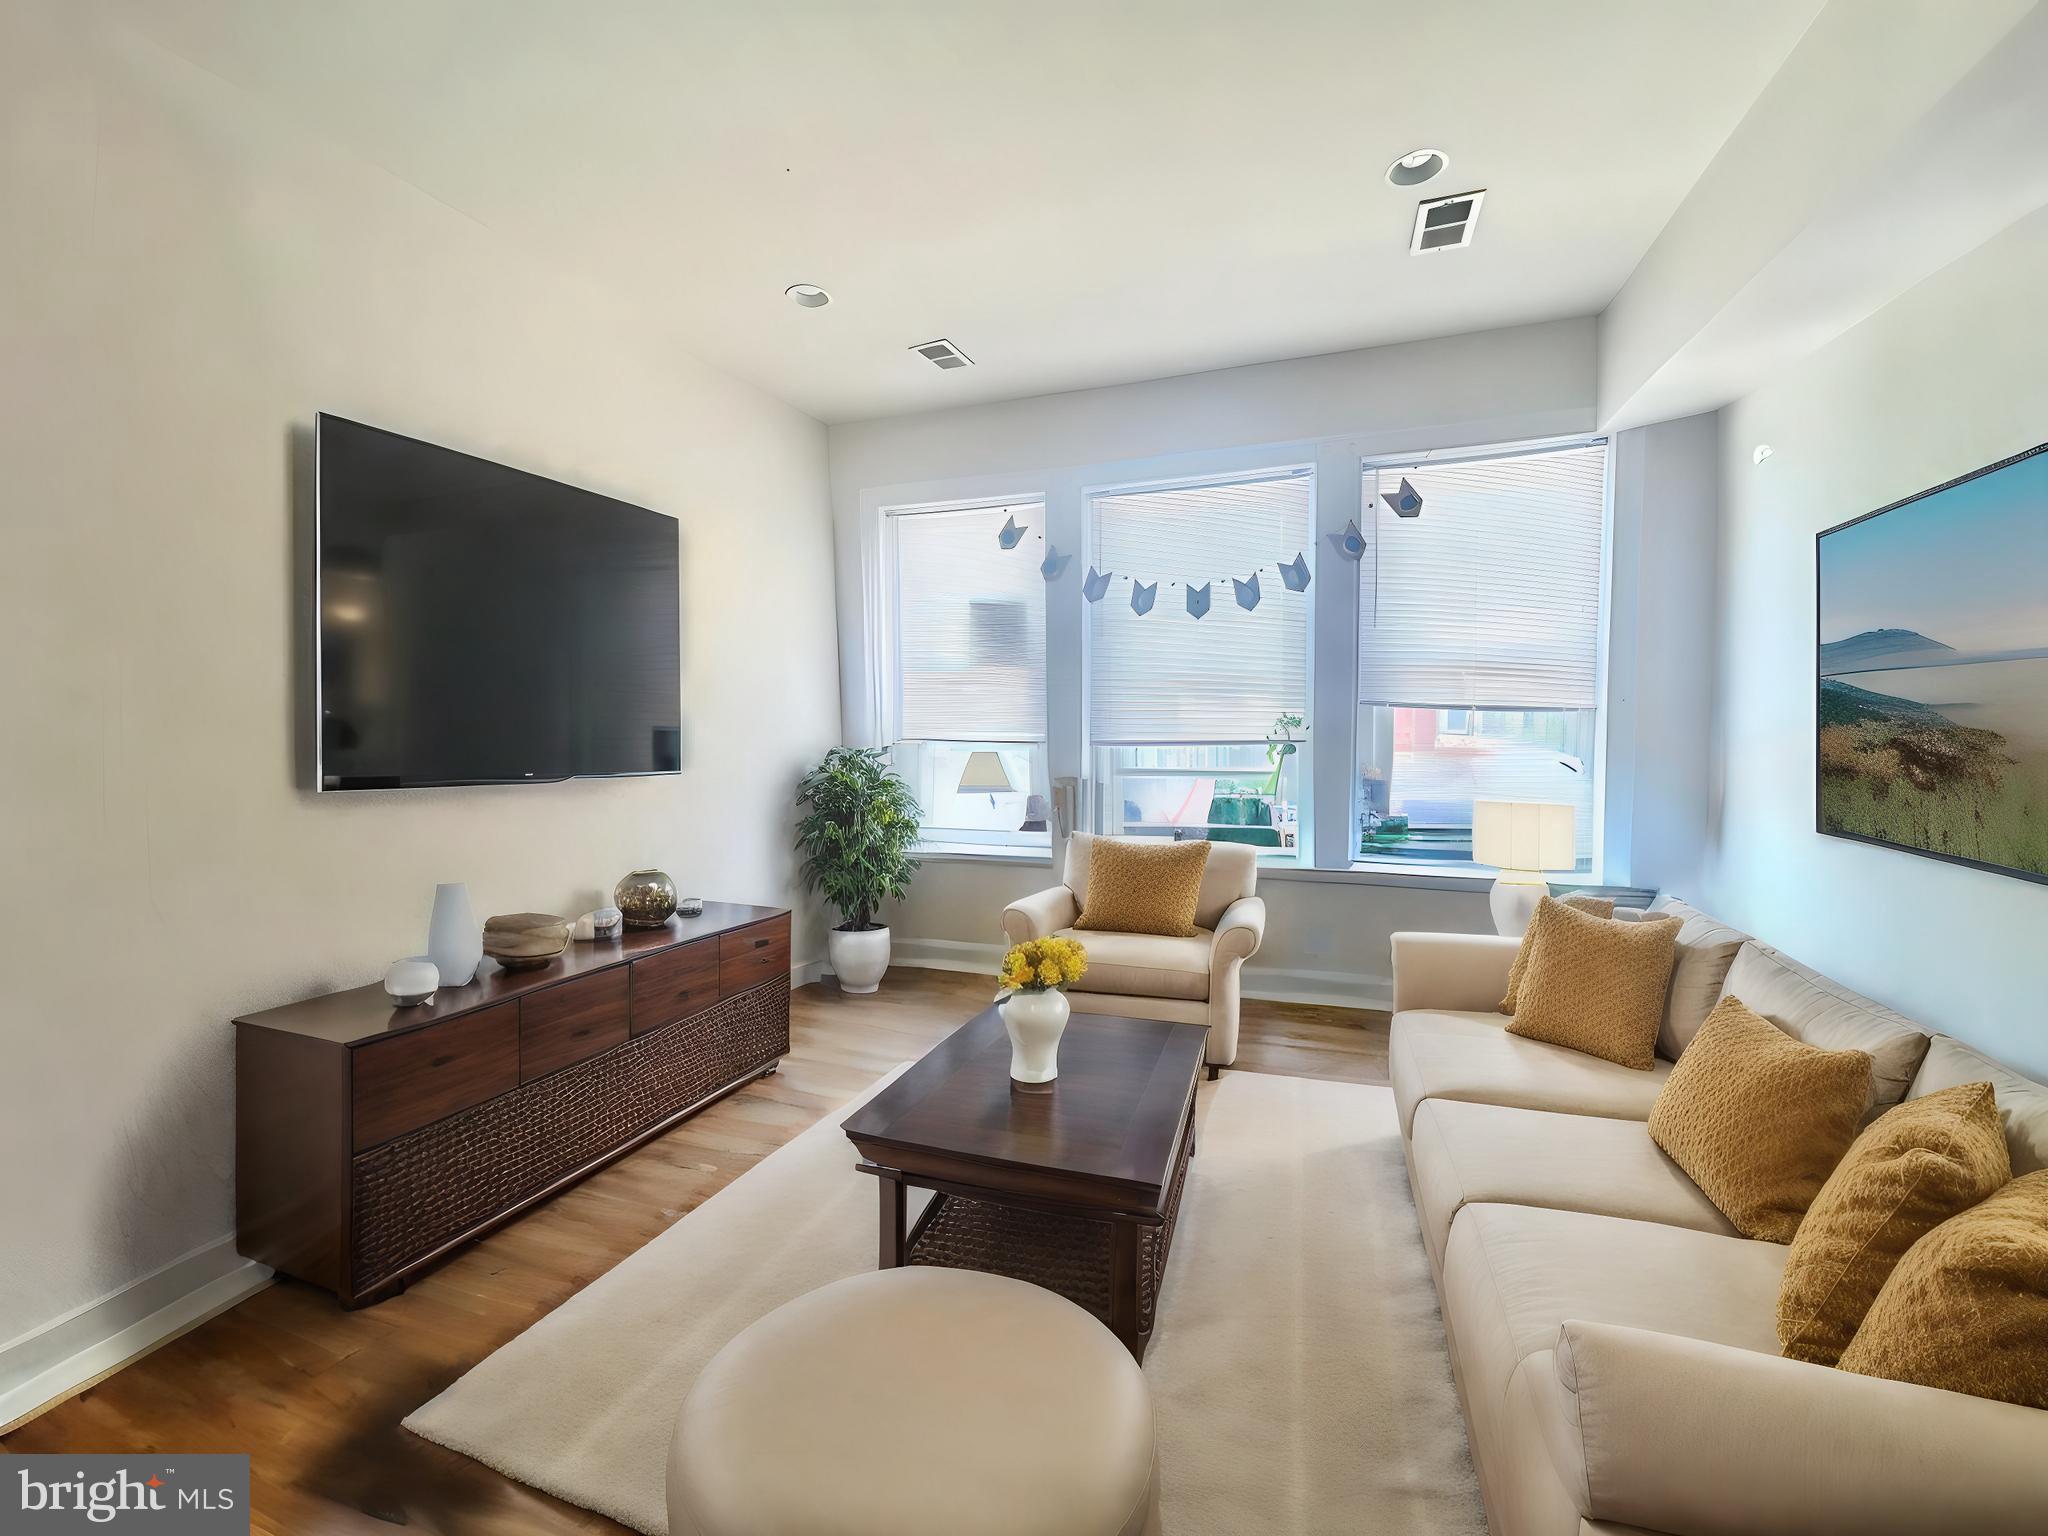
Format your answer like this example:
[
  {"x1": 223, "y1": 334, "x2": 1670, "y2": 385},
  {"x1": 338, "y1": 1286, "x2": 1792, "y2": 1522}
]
[
  {"x1": 1777, "y1": 1081, "x2": 2009, "y2": 1365},
  {"x1": 1073, "y1": 839, "x2": 1211, "y2": 938},
  {"x1": 1500, "y1": 897, "x2": 1680, "y2": 1070},
  {"x1": 1838, "y1": 1170, "x2": 2048, "y2": 1408},
  {"x1": 1648, "y1": 996, "x2": 1872, "y2": 1242},
  {"x1": 1499, "y1": 893, "x2": 1621, "y2": 1014}
]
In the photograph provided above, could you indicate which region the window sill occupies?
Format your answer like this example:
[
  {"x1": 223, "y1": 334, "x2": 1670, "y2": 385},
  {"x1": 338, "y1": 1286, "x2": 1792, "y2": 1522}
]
[
  {"x1": 913, "y1": 843, "x2": 1054, "y2": 866},
  {"x1": 1263, "y1": 863, "x2": 1496, "y2": 894}
]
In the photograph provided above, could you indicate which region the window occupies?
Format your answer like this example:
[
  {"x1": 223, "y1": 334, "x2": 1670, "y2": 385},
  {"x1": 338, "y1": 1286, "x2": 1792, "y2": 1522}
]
[
  {"x1": 888, "y1": 502, "x2": 1049, "y2": 852},
  {"x1": 1087, "y1": 469, "x2": 1313, "y2": 857},
  {"x1": 1356, "y1": 442, "x2": 1606, "y2": 870}
]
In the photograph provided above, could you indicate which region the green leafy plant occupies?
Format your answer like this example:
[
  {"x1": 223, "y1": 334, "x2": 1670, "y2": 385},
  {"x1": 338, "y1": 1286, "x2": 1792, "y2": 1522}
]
[
  {"x1": 1264, "y1": 711, "x2": 1304, "y2": 794},
  {"x1": 794, "y1": 747, "x2": 923, "y2": 932}
]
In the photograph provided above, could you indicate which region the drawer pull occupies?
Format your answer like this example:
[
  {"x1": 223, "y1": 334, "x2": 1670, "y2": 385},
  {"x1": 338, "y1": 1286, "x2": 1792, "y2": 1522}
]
[{"x1": 753, "y1": 937, "x2": 769, "y2": 949}]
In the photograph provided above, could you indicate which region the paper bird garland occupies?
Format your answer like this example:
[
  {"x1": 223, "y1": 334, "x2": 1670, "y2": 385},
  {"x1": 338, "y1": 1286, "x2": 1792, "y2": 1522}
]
[
  {"x1": 1082, "y1": 566, "x2": 1113, "y2": 602},
  {"x1": 1280, "y1": 552, "x2": 1311, "y2": 591},
  {"x1": 1039, "y1": 545, "x2": 1072, "y2": 581},
  {"x1": 1381, "y1": 477, "x2": 1424, "y2": 518},
  {"x1": 998, "y1": 514, "x2": 1028, "y2": 549},
  {"x1": 1186, "y1": 583, "x2": 1212, "y2": 619},
  {"x1": 1326, "y1": 520, "x2": 1366, "y2": 560},
  {"x1": 995, "y1": 517, "x2": 1330, "y2": 618},
  {"x1": 1130, "y1": 580, "x2": 1157, "y2": 615},
  {"x1": 1232, "y1": 573, "x2": 1260, "y2": 611}
]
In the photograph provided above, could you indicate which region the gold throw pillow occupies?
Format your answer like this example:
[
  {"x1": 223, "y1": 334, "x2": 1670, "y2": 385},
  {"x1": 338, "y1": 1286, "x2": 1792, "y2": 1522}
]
[
  {"x1": 1499, "y1": 893, "x2": 1619, "y2": 1013},
  {"x1": 1838, "y1": 1170, "x2": 2048, "y2": 1408},
  {"x1": 1648, "y1": 996, "x2": 1872, "y2": 1242},
  {"x1": 1500, "y1": 897, "x2": 1680, "y2": 1070},
  {"x1": 1777, "y1": 1082, "x2": 2009, "y2": 1365},
  {"x1": 1073, "y1": 839, "x2": 1211, "y2": 938}
]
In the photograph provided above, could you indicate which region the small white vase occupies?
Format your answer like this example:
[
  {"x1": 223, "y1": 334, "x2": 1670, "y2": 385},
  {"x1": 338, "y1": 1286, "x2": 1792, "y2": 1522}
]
[
  {"x1": 1000, "y1": 988, "x2": 1070, "y2": 1085},
  {"x1": 427, "y1": 881, "x2": 483, "y2": 987},
  {"x1": 828, "y1": 924, "x2": 891, "y2": 994}
]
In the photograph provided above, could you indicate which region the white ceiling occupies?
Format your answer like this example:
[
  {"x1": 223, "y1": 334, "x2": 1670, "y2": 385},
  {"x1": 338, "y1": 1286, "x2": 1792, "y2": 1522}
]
[{"x1": 113, "y1": 0, "x2": 1825, "y2": 423}]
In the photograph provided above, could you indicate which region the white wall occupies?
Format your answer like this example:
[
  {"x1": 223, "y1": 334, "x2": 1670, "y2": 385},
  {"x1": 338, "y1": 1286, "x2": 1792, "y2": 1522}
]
[
  {"x1": 1703, "y1": 207, "x2": 2048, "y2": 1078},
  {"x1": 827, "y1": 319, "x2": 1722, "y2": 998},
  {"x1": 0, "y1": 6, "x2": 838, "y2": 1356}
]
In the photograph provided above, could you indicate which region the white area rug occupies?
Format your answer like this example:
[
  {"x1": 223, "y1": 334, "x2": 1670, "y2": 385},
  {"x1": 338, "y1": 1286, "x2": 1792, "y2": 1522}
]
[{"x1": 405, "y1": 1068, "x2": 1484, "y2": 1535}]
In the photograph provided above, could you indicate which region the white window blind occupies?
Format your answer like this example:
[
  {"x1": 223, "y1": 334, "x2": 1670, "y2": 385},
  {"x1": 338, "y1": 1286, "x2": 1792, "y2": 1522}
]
[
  {"x1": 1089, "y1": 470, "x2": 1312, "y2": 743},
  {"x1": 1358, "y1": 443, "x2": 1606, "y2": 710},
  {"x1": 893, "y1": 503, "x2": 1046, "y2": 741}
]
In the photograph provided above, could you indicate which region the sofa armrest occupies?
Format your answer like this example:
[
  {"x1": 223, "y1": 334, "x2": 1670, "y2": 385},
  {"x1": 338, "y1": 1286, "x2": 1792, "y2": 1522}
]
[
  {"x1": 1389, "y1": 931, "x2": 1520, "y2": 1014},
  {"x1": 1533, "y1": 1321, "x2": 2048, "y2": 1536},
  {"x1": 1211, "y1": 896, "x2": 1265, "y2": 966},
  {"x1": 1001, "y1": 886, "x2": 1077, "y2": 946}
]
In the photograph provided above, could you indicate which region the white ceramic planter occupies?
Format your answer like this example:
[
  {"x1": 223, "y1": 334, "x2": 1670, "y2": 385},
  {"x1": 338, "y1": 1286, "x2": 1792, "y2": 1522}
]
[
  {"x1": 829, "y1": 924, "x2": 892, "y2": 994},
  {"x1": 1000, "y1": 987, "x2": 1071, "y2": 1085}
]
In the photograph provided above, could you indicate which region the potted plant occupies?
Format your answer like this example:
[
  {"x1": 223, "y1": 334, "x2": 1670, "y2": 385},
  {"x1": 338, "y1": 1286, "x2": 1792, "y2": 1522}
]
[
  {"x1": 795, "y1": 746, "x2": 921, "y2": 994},
  {"x1": 996, "y1": 937, "x2": 1088, "y2": 1087}
]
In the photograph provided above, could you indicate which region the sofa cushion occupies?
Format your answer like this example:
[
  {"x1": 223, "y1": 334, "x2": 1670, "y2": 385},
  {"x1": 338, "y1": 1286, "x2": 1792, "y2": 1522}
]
[
  {"x1": 1839, "y1": 1170, "x2": 2048, "y2": 1409},
  {"x1": 1391, "y1": 1010, "x2": 1672, "y2": 1139},
  {"x1": 1650, "y1": 898, "x2": 1749, "y2": 1061},
  {"x1": 1909, "y1": 1034, "x2": 2048, "y2": 1175},
  {"x1": 1443, "y1": 1203, "x2": 1787, "y2": 1446},
  {"x1": 1648, "y1": 997, "x2": 1872, "y2": 1243},
  {"x1": 1502, "y1": 898, "x2": 1680, "y2": 1070},
  {"x1": 1776, "y1": 1081, "x2": 2009, "y2": 1366},
  {"x1": 1718, "y1": 942, "x2": 1928, "y2": 1109},
  {"x1": 1052, "y1": 927, "x2": 1209, "y2": 1002},
  {"x1": 1409, "y1": 1099, "x2": 1736, "y2": 1272}
]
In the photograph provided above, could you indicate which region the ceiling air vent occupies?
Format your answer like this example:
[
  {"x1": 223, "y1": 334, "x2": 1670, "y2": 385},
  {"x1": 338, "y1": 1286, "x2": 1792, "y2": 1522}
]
[
  {"x1": 1410, "y1": 189, "x2": 1485, "y2": 254},
  {"x1": 911, "y1": 338, "x2": 974, "y2": 369}
]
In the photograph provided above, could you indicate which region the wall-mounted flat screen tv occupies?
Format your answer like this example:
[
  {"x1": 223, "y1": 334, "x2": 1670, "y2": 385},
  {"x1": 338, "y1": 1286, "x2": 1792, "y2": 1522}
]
[
  {"x1": 1817, "y1": 441, "x2": 2048, "y2": 883},
  {"x1": 316, "y1": 414, "x2": 680, "y2": 790}
]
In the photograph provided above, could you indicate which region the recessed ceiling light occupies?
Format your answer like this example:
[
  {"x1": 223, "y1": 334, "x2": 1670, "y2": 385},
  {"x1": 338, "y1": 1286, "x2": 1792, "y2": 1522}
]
[
  {"x1": 1386, "y1": 148, "x2": 1447, "y2": 188},
  {"x1": 785, "y1": 283, "x2": 831, "y2": 309}
]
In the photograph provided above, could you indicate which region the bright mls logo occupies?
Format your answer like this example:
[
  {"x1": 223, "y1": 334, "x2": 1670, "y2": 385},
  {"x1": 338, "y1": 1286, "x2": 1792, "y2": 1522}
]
[{"x1": 5, "y1": 1456, "x2": 248, "y2": 1533}]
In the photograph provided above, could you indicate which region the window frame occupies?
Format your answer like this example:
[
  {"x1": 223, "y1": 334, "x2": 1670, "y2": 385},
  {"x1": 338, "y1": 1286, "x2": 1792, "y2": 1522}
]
[{"x1": 859, "y1": 431, "x2": 1612, "y2": 884}]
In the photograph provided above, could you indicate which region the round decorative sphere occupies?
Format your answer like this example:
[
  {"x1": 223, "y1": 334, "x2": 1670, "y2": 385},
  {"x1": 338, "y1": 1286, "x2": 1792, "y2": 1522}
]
[{"x1": 615, "y1": 868, "x2": 678, "y2": 928}]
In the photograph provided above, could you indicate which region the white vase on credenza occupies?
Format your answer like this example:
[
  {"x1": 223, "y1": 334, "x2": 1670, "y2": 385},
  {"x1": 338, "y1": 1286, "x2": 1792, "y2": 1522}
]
[{"x1": 427, "y1": 881, "x2": 482, "y2": 986}]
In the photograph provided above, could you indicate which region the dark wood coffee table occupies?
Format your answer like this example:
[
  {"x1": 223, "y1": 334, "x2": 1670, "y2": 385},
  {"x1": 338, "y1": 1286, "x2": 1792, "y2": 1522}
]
[{"x1": 841, "y1": 1008, "x2": 1206, "y2": 1361}]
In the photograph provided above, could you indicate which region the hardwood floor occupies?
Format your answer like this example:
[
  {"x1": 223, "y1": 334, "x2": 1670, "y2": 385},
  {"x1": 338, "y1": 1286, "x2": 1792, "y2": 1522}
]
[{"x1": 2, "y1": 970, "x2": 1388, "y2": 1535}]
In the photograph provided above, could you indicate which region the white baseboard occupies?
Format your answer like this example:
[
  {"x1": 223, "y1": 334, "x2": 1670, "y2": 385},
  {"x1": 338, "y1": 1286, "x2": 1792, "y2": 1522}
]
[
  {"x1": 0, "y1": 1237, "x2": 272, "y2": 1433},
  {"x1": 790, "y1": 957, "x2": 829, "y2": 988},
  {"x1": 885, "y1": 937, "x2": 1392, "y2": 1013}
]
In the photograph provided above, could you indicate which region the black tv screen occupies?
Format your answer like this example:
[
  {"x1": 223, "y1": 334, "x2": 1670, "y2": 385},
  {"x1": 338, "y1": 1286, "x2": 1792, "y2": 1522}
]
[{"x1": 316, "y1": 414, "x2": 680, "y2": 790}]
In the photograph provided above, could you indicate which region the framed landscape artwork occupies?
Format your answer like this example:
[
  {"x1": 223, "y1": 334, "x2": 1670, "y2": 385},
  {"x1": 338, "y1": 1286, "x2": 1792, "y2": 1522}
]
[{"x1": 1817, "y1": 441, "x2": 2048, "y2": 884}]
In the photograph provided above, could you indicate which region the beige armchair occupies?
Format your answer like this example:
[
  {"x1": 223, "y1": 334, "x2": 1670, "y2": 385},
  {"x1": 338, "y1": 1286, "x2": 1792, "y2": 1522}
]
[{"x1": 1002, "y1": 833, "x2": 1266, "y2": 1076}]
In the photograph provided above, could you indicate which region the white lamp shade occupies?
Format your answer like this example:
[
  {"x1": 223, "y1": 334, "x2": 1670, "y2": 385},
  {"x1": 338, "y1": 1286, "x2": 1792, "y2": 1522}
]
[
  {"x1": 956, "y1": 750, "x2": 1016, "y2": 795},
  {"x1": 1472, "y1": 800, "x2": 1575, "y2": 873}
]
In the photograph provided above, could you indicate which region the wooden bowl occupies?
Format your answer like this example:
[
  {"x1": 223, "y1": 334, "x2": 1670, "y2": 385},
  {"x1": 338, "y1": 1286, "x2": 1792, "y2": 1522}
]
[{"x1": 483, "y1": 912, "x2": 573, "y2": 970}]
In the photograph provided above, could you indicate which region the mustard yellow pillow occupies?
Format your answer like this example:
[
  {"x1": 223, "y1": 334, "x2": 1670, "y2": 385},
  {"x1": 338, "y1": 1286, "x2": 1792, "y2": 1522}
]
[
  {"x1": 1499, "y1": 893, "x2": 1621, "y2": 1013},
  {"x1": 1648, "y1": 996, "x2": 1872, "y2": 1242},
  {"x1": 1838, "y1": 1170, "x2": 2048, "y2": 1408},
  {"x1": 1499, "y1": 897, "x2": 1679, "y2": 1070},
  {"x1": 1074, "y1": 839, "x2": 1211, "y2": 938},
  {"x1": 1777, "y1": 1081, "x2": 2009, "y2": 1365}
]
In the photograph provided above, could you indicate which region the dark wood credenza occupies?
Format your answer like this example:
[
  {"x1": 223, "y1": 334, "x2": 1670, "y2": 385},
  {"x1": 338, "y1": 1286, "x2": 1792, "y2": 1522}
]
[{"x1": 234, "y1": 902, "x2": 791, "y2": 1305}]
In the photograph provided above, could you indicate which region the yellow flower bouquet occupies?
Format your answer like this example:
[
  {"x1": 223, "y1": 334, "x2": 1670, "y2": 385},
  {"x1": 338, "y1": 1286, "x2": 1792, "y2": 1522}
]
[{"x1": 997, "y1": 936, "x2": 1088, "y2": 998}]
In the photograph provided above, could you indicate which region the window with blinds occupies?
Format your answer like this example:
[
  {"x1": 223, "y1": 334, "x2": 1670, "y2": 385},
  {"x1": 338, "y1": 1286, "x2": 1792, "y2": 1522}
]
[
  {"x1": 889, "y1": 502, "x2": 1048, "y2": 850},
  {"x1": 893, "y1": 503, "x2": 1046, "y2": 742},
  {"x1": 1355, "y1": 442, "x2": 1606, "y2": 867},
  {"x1": 1089, "y1": 469, "x2": 1312, "y2": 743}
]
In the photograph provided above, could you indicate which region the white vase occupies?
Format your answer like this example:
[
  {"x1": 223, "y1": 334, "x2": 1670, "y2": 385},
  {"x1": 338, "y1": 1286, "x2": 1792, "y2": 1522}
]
[
  {"x1": 1000, "y1": 988, "x2": 1070, "y2": 1085},
  {"x1": 828, "y1": 924, "x2": 891, "y2": 994},
  {"x1": 427, "y1": 881, "x2": 482, "y2": 987}
]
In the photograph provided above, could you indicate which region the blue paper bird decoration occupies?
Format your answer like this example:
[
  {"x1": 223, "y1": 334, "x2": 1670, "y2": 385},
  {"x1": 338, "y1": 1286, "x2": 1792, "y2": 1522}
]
[
  {"x1": 1381, "y1": 477, "x2": 1423, "y2": 518},
  {"x1": 1233, "y1": 573, "x2": 1261, "y2": 611},
  {"x1": 1280, "y1": 552, "x2": 1311, "y2": 591},
  {"x1": 1082, "y1": 566, "x2": 1112, "y2": 602},
  {"x1": 1326, "y1": 520, "x2": 1366, "y2": 560},
  {"x1": 1130, "y1": 580, "x2": 1157, "y2": 615},
  {"x1": 1186, "y1": 583, "x2": 1212, "y2": 620},
  {"x1": 1039, "y1": 544, "x2": 1071, "y2": 581},
  {"x1": 998, "y1": 514, "x2": 1027, "y2": 549}
]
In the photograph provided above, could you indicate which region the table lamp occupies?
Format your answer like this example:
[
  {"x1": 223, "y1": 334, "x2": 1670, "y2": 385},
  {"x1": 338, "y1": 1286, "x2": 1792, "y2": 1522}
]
[
  {"x1": 957, "y1": 751, "x2": 1015, "y2": 809},
  {"x1": 1472, "y1": 800, "x2": 1575, "y2": 937}
]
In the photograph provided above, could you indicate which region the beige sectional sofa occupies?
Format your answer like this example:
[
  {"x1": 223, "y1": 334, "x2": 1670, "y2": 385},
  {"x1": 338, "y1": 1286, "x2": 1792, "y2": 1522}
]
[{"x1": 1390, "y1": 900, "x2": 2048, "y2": 1536}]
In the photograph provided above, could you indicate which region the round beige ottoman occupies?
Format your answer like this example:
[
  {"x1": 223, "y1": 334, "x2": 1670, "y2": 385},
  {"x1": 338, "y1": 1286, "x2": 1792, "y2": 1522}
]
[{"x1": 667, "y1": 1267, "x2": 1159, "y2": 1536}]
